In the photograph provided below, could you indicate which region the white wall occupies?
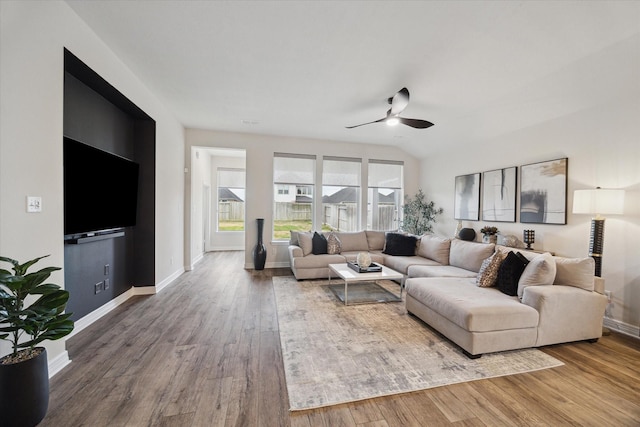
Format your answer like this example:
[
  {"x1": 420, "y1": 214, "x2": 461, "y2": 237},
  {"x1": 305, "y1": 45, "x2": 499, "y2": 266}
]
[
  {"x1": 420, "y1": 96, "x2": 640, "y2": 334},
  {"x1": 186, "y1": 129, "x2": 420, "y2": 268},
  {"x1": 0, "y1": 1, "x2": 185, "y2": 368}
]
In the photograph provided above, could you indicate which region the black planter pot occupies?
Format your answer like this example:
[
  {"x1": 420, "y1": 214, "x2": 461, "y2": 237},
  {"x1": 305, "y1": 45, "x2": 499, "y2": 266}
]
[
  {"x1": 253, "y1": 218, "x2": 267, "y2": 270},
  {"x1": 0, "y1": 347, "x2": 49, "y2": 427}
]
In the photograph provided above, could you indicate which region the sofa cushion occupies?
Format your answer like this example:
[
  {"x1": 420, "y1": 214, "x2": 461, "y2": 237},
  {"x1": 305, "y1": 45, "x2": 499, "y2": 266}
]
[
  {"x1": 292, "y1": 254, "x2": 346, "y2": 269},
  {"x1": 336, "y1": 231, "x2": 369, "y2": 253},
  {"x1": 298, "y1": 231, "x2": 314, "y2": 256},
  {"x1": 449, "y1": 239, "x2": 495, "y2": 272},
  {"x1": 496, "y1": 251, "x2": 530, "y2": 296},
  {"x1": 383, "y1": 255, "x2": 437, "y2": 275},
  {"x1": 417, "y1": 234, "x2": 451, "y2": 265},
  {"x1": 290, "y1": 231, "x2": 301, "y2": 246},
  {"x1": 405, "y1": 277, "x2": 539, "y2": 332},
  {"x1": 312, "y1": 232, "x2": 328, "y2": 255},
  {"x1": 365, "y1": 230, "x2": 386, "y2": 251},
  {"x1": 383, "y1": 232, "x2": 418, "y2": 256},
  {"x1": 408, "y1": 264, "x2": 477, "y2": 279},
  {"x1": 476, "y1": 251, "x2": 505, "y2": 287},
  {"x1": 517, "y1": 252, "x2": 556, "y2": 298},
  {"x1": 554, "y1": 256, "x2": 595, "y2": 291},
  {"x1": 327, "y1": 231, "x2": 342, "y2": 255}
]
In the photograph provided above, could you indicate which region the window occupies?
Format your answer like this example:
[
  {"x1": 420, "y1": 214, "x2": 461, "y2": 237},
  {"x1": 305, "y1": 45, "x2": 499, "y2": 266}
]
[
  {"x1": 367, "y1": 160, "x2": 403, "y2": 231},
  {"x1": 273, "y1": 153, "x2": 316, "y2": 240},
  {"x1": 217, "y1": 168, "x2": 245, "y2": 231},
  {"x1": 322, "y1": 156, "x2": 361, "y2": 232}
]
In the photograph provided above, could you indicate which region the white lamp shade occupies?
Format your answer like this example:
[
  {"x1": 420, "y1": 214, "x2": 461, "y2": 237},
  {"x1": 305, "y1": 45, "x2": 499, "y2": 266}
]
[{"x1": 572, "y1": 188, "x2": 625, "y2": 216}]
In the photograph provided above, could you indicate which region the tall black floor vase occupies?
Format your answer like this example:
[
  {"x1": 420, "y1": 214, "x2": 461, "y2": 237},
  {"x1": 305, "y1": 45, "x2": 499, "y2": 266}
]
[{"x1": 253, "y1": 218, "x2": 267, "y2": 270}]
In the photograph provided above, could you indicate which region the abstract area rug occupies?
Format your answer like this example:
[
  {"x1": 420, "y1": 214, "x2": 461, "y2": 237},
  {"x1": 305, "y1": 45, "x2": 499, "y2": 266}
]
[
  {"x1": 327, "y1": 281, "x2": 402, "y2": 304},
  {"x1": 273, "y1": 276, "x2": 564, "y2": 411}
]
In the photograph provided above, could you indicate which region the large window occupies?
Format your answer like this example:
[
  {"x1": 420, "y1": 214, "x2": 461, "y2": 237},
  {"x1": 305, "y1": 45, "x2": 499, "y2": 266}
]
[
  {"x1": 217, "y1": 168, "x2": 245, "y2": 231},
  {"x1": 273, "y1": 153, "x2": 316, "y2": 240},
  {"x1": 322, "y1": 156, "x2": 361, "y2": 232},
  {"x1": 367, "y1": 160, "x2": 403, "y2": 231}
]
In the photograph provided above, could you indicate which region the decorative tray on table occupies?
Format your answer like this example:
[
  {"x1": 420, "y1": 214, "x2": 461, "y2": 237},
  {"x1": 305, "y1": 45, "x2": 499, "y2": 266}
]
[{"x1": 347, "y1": 261, "x2": 383, "y2": 273}]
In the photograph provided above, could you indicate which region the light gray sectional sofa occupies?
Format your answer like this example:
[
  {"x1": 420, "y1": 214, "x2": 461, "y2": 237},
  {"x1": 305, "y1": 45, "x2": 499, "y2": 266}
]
[{"x1": 288, "y1": 230, "x2": 608, "y2": 358}]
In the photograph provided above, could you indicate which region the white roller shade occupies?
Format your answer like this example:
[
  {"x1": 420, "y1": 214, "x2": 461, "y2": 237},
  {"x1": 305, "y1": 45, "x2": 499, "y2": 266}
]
[
  {"x1": 368, "y1": 160, "x2": 403, "y2": 189},
  {"x1": 274, "y1": 154, "x2": 315, "y2": 185},
  {"x1": 323, "y1": 157, "x2": 361, "y2": 187}
]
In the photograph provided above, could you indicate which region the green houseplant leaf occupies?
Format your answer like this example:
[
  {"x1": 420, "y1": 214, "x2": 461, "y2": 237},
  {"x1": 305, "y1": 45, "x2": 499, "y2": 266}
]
[
  {"x1": 0, "y1": 255, "x2": 74, "y2": 359},
  {"x1": 402, "y1": 189, "x2": 444, "y2": 235}
]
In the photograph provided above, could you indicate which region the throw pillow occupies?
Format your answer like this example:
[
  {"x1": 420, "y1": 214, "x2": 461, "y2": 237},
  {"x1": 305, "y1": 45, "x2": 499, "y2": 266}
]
[
  {"x1": 554, "y1": 256, "x2": 595, "y2": 291},
  {"x1": 312, "y1": 231, "x2": 328, "y2": 255},
  {"x1": 297, "y1": 231, "x2": 314, "y2": 256},
  {"x1": 476, "y1": 251, "x2": 505, "y2": 287},
  {"x1": 496, "y1": 251, "x2": 530, "y2": 296},
  {"x1": 417, "y1": 234, "x2": 451, "y2": 265},
  {"x1": 383, "y1": 232, "x2": 418, "y2": 256},
  {"x1": 326, "y1": 232, "x2": 342, "y2": 255},
  {"x1": 517, "y1": 252, "x2": 556, "y2": 298},
  {"x1": 289, "y1": 230, "x2": 300, "y2": 246}
]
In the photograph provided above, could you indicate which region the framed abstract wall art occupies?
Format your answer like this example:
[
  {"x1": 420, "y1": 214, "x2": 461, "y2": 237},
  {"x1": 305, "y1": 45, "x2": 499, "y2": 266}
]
[
  {"x1": 520, "y1": 158, "x2": 568, "y2": 224},
  {"x1": 482, "y1": 167, "x2": 517, "y2": 222},
  {"x1": 454, "y1": 173, "x2": 480, "y2": 221}
]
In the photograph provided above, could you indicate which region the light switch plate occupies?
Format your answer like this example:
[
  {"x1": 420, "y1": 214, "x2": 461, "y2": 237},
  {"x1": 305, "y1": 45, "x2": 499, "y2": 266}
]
[{"x1": 27, "y1": 196, "x2": 42, "y2": 213}]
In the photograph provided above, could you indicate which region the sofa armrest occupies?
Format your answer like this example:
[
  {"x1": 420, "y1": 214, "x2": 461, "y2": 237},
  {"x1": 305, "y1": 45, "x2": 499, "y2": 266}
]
[
  {"x1": 288, "y1": 245, "x2": 303, "y2": 259},
  {"x1": 522, "y1": 285, "x2": 607, "y2": 346},
  {"x1": 594, "y1": 277, "x2": 605, "y2": 295}
]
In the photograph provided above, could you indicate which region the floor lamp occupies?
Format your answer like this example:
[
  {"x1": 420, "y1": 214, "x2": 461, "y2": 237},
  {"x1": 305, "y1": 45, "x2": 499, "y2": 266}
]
[
  {"x1": 573, "y1": 187, "x2": 624, "y2": 336},
  {"x1": 572, "y1": 187, "x2": 625, "y2": 277}
]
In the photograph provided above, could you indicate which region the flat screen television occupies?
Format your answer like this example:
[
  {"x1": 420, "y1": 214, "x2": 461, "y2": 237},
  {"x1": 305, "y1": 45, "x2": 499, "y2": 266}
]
[{"x1": 64, "y1": 137, "x2": 140, "y2": 237}]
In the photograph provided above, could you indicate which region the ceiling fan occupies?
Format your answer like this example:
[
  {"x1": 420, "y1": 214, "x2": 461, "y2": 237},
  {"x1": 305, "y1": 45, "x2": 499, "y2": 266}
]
[{"x1": 346, "y1": 87, "x2": 434, "y2": 129}]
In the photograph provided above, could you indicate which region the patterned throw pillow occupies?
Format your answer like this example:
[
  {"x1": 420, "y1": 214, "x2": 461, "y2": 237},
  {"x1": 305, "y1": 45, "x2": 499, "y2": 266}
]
[
  {"x1": 327, "y1": 232, "x2": 342, "y2": 255},
  {"x1": 476, "y1": 251, "x2": 505, "y2": 287}
]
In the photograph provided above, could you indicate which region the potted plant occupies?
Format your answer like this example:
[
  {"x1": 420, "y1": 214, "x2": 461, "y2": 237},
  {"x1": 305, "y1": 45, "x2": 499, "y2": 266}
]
[
  {"x1": 0, "y1": 255, "x2": 74, "y2": 427},
  {"x1": 480, "y1": 226, "x2": 499, "y2": 244},
  {"x1": 402, "y1": 189, "x2": 444, "y2": 235}
]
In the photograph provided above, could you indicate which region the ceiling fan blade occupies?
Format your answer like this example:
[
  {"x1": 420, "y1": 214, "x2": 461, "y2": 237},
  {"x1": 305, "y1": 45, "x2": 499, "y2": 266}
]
[
  {"x1": 389, "y1": 87, "x2": 410, "y2": 115},
  {"x1": 399, "y1": 117, "x2": 435, "y2": 129},
  {"x1": 345, "y1": 117, "x2": 387, "y2": 129}
]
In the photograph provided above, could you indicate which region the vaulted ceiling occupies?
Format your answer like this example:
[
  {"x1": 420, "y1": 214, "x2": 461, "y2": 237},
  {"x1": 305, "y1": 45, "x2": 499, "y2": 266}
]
[{"x1": 66, "y1": 1, "x2": 640, "y2": 158}]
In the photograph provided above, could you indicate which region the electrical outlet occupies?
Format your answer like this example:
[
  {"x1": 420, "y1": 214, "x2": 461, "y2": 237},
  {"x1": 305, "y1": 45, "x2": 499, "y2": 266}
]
[
  {"x1": 104, "y1": 279, "x2": 110, "y2": 290},
  {"x1": 104, "y1": 264, "x2": 110, "y2": 275},
  {"x1": 94, "y1": 282, "x2": 102, "y2": 294}
]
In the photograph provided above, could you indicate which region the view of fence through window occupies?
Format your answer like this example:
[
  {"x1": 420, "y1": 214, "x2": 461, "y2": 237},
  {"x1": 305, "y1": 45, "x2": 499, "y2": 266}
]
[
  {"x1": 273, "y1": 153, "x2": 317, "y2": 240},
  {"x1": 272, "y1": 153, "x2": 403, "y2": 240},
  {"x1": 322, "y1": 157, "x2": 361, "y2": 232},
  {"x1": 217, "y1": 168, "x2": 246, "y2": 231}
]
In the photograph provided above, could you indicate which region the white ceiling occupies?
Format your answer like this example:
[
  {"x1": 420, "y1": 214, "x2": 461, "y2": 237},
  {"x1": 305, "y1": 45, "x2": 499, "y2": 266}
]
[{"x1": 65, "y1": 1, "x2": 640, "y2": 158}]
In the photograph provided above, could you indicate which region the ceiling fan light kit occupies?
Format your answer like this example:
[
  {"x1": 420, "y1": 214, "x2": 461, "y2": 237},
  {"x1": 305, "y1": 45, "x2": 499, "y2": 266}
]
[{"x1": 347, "y1": 87, "x2": 434, "y2": 130}]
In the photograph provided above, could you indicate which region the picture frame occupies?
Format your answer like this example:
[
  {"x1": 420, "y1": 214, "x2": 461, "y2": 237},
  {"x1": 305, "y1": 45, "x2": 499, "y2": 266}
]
[
  {"x1": 520, "y1": 158, "x2": 568, "y2": 224},
  {"x1": 482, "y1": 167, "x2": 517, "y2": 222},
  {"x1": 454, "y1": 173, "x2": 480, "y2": 221}
]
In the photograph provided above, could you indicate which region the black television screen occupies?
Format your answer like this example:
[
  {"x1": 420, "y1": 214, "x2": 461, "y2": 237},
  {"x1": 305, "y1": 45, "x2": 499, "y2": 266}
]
[{"x1": 64, "y1": 137, "x2": 139, "y2": 236}]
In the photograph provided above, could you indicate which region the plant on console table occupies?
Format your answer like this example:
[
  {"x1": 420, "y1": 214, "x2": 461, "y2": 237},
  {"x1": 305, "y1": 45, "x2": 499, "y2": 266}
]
[
  {"x1": 402, "y1": 189, "x2": 444, "y2": 235},
  {"x1": 480, "y1": 226, "x2": 499, "y2": 244},
  {"x1": 0, "y1": 255, "x2": 74, "y2": 427}
]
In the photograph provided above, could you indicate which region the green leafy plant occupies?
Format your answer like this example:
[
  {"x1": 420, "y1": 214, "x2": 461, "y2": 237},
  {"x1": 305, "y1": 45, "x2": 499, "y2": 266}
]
[
  {"x1": 480, "y1": 226, "x2": 499, "y2": 235},
  {"x1": 0, "y1": 255, "x2": 74, "y2": 363},
  {"x1": 402, "y1": 189, "x2": 444, "y2": 235}
]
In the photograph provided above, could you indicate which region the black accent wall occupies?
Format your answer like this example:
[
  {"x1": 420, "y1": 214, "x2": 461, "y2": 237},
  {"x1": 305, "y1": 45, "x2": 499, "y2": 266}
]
[{"x1": 63, "y1": 49, "x2": 156, "y2": 320}]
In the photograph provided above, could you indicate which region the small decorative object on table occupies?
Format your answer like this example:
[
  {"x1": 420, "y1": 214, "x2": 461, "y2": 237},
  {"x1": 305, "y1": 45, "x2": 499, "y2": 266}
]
[
  {"x1": 480, "y1": 226, "x2": 499, "y2": 244},
  {"x1": 347, "y1": 261, "x2": 383, "y2": 273},
  {"x1": 356, "y1": 252, "x2": 372, "y2": 268},
  {"x1": 523, "y1": 230, "x2": 535, "y2": 249},
  {"x1": 458, "y1": 228, "x2": 476, "y2": 241}
]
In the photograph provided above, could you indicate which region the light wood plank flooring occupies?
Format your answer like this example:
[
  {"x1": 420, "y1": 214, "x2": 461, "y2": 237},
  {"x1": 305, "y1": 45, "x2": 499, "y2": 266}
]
[{"x1": 43, "y1": 251, "x2": 640, "y2": 426}]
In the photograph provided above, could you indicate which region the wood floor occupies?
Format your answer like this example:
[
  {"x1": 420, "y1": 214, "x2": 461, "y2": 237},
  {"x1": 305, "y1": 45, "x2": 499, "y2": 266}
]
[{"x1": 43, "y1": 251, "x2": 640, "y2": 426}]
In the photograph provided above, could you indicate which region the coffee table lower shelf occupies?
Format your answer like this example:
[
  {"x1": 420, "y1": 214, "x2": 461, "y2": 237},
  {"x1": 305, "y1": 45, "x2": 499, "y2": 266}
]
[{"x1": 328, "y1": 263, "x2": 405, "y2": 306}]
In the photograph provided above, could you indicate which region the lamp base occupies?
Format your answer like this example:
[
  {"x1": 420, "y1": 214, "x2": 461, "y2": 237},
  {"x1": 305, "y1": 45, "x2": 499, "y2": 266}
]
[{"x1": 588, "y1": 218, "x2": 605, "y2": 277}]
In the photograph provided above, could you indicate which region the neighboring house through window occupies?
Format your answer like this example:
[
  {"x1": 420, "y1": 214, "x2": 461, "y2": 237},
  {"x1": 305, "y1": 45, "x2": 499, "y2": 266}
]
[
  {"x1": 367, "y1": 160, "x2": 404, "y2": 231},
  {"x1": 217, "y1": 168, "x2": 245, "y2": 231},
  {"x1": 322, "y1": 156, "x2": 361, "y2": 232},
  {"x1": 273, "y1": 153, "x2": 316, "y2": 240}
]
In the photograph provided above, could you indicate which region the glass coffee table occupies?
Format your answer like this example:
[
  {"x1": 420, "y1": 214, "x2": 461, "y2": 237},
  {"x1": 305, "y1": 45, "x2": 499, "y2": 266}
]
[{"x1": 328, "y1": 263, "x2": 404, "y2": 305}]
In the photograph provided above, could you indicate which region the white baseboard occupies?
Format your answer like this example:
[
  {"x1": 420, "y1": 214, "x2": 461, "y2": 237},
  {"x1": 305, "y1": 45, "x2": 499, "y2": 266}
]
[
  {"x1": 604, "y1": 317, "x2": 640, "y2": 339},
  {"x1": 188, "y1": 253, "x2": 204, "y2": 271},
  {"x1": 69, "y1": 287, "x2": 137, "y2": 338},
  {"x1": 209, "y1": 246, "x2": 244, "y2": 251},
  {"x1": 48, "y1": 350, "x2": 71, "y2": 378},
  {"x1": 154, "y1": 267, "x2": 184, "y2": 293}
]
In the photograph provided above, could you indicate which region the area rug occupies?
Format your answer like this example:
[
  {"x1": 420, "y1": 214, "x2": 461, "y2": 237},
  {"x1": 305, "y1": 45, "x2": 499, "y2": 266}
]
[
  {"x1": 327, "y1": 281, "x2": 402, "y2": 304},
  {"x1": 273, "y1": 276, "x2": 564, "y2": 411}
]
